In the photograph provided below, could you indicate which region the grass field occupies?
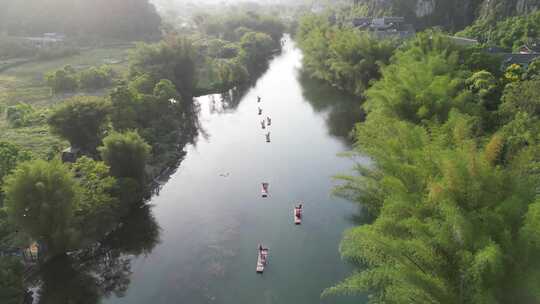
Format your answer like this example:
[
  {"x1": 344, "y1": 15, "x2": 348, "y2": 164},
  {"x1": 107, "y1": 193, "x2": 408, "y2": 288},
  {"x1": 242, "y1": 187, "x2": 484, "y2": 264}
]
[{"x1": 0, "y1": 46, "x2": 132, "y2": 156}]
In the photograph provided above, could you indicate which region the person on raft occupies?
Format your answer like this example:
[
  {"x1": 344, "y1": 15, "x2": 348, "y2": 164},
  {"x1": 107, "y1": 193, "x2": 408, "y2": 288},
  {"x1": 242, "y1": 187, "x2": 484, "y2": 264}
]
[
  {"x1": 258, "y1": 244, "x2": 267, "y2": 263},
  {"x1": 296, "y1": 204, "x2": 303, "y2": 217}
]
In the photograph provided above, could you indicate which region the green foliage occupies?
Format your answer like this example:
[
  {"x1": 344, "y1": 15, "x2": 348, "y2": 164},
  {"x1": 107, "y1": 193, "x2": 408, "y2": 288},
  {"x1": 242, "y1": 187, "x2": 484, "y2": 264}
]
[
  {"x1": 458, "y1": 10, "x2": 540, "y2": 50},
  {"x1": 460, "y1": 47, "x2": 504, "y2": 76},
  {"x1": 109, "y1": 79, "x2": 188, "y2": 168},
  {"x1": 129, "y1": 38, "x2": 197, "y2": 99},
  {"x1": 99, "y1": 131, "x2": 151, "y2": 185},
  {"x1": 214, "y1": 59, "x2": 249, "y2": 90},
  {"x1": 499, "y1": 80, "x2": 540, "y2": 119},
  {"x1": 46, "y1": 65, "x2": 115, "y2": 93},
  {"x1": 466, "y1": 70, "x2": 502, "y2": 112},
  {"x1": 3, "y1": 160, "x2": 78, "y2": 256},
  {"x1": 364, "y1": 36, "x2": 476, "y2": 123},
  {"x1": 48, "y1": 96, "x2": 110, "y2": 152},
  {"x1": 70, "y1": 157, "x2": 119, "y2": 244},
  {"x1": 129, "y1": 73, "x2": 156, "y2": 95},
  {"x1": 0, "y1": 257, "x2": 24, "y2": 304},
  {"x1": 296, "y1": 15, "x2": 396, "y2": 96},
  {"x1": 525, "y1": 58, "x2": 540, "y2": 80},
  {"x1": 78, "y1": 65, "x2": 114, "y2": 91},
  {"x1": 6, "y1": 103, "x2": 34, "y2": 128},
  {"x1": 333, "y1": 26, "x2": 540, "y2": 303},
  {"x1": 109, "y1": 86, "x2": 140, "y2": 131},
  {"x1": 195, "y1": 12, "x2": 285, "y2": 44},
  {"x1": 504, "y1": 63, "x2": 525, "y2": 83},
  {"x1": 332, "y1": 112, "x2": 539, "y2": 302},
  {"x1": 238, "y1": 31, "x2": 274, "y2": 74},
  {"x1": 5, "y1": 103, "x2": 48, "y2": 129},
  {"x1": 0, "y1": 142, "x2": 32, "y2": 205},
  {"x1": 189, "y1": 11, "x2": 284, "y2": 94},
  {"x1": 46, "y1": 65, "x2": 78, "y2": 94}
]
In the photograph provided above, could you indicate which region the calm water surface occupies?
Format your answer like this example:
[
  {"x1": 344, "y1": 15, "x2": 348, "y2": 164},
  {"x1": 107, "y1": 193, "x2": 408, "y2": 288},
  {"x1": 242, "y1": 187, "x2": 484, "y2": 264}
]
[{"x1": 100, "y1": 38, "x2": 366, "y2": 304}]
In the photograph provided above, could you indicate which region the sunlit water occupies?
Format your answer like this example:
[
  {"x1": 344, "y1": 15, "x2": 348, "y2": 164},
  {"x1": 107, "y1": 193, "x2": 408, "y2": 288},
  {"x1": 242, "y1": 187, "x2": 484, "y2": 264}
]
[{"x1": 102, "y1": 38, "x2": 367, "y2": 304}]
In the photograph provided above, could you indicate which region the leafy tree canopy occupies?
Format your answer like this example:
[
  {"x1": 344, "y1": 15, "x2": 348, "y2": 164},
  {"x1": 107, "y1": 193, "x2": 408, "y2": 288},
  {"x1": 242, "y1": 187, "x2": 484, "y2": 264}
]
[
  {"x1": 3, "y1": 160, "x2": 79, "y2": 256},
  {"x1": 98, "y1": 131, "x2": 151, "y2": 185},
  {"x1": 48, "y1": 96, "x2": 111, "y2": 152}
]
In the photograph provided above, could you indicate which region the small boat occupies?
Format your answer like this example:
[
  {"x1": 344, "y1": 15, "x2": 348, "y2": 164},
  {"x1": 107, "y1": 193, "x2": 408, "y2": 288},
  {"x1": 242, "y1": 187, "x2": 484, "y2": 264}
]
[
  {"x1": 294, "y1": 204, "x2": 303, "y2": 225},
  {"x1": 258, "y1": 107, "x2": 263, "y2": 115},
  {"x1": 261, "y1": 182, "x2": 269, "y2": 197},
  {"x1": 267, "y1": 117, "x2": 271, "y2": 126},
  {"x1": 261, "y1": 120, "x2": 266, "y2": 129},
  {"x1": 265, "y1": 132, "x2": 271, "y2": 143},
  {"x1": 256, "y1": 246, "x2": 269, "y2": 273}
]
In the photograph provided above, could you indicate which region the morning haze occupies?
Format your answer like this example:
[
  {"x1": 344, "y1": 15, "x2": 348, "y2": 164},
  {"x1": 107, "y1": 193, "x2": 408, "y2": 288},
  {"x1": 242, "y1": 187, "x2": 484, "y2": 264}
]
[{"x1": 1, "y1": 0, "x2": 540, "y2": 303}]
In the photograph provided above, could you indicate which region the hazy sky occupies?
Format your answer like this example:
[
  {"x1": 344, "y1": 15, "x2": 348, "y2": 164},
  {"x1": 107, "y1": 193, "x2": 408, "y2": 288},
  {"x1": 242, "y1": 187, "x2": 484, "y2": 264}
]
[{"x1": 151, "y1": 0, "x2": 305, "y2": 8}]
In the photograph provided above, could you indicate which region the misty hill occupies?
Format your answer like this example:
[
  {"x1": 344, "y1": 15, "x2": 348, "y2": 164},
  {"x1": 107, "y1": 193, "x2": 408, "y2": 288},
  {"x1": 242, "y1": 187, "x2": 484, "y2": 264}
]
[
  {"x1": 0, "y1": 0, "x2": 161, "y2": 40},
  {"x1": 353, "y1": 0, "x2": 540, "y2": 31}
]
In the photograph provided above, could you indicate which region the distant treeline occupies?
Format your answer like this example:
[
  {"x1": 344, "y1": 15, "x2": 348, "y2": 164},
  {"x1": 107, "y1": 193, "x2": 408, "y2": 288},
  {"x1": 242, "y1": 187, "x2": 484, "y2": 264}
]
[{"x1": 0, "y1": 0, "x2": 161, "y2": 40}]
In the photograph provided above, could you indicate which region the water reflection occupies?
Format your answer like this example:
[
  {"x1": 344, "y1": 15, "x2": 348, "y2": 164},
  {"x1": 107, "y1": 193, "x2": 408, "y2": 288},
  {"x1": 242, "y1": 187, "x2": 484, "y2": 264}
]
[
  {"x1": 150, "y1": 100, "x2": 201, "y2": 194},
  {"x1": 208, "y1": 87, "x2": 249, "y2": 114},
  {"x1": 33, "y1": 205, "x2": 160, "y2": 304},
  {"x1": 298, "y1": 71, "x2": 365, "y2": 143},
  {"x1": 207, "y1": 58, "x2": 272, "y2": 114}
]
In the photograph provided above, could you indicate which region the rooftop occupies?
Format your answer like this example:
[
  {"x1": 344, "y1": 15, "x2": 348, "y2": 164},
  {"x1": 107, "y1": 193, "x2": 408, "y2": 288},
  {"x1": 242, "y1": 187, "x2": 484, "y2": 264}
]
[{"x1": 500, "y1": 53, "x2": 540, "y2": 67}]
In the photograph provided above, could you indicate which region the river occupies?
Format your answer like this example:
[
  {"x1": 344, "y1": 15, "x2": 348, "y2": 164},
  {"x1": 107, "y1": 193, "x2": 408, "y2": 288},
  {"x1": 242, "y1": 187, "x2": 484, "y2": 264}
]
[{"x1": 35, "y1": 37, "x2": 367, "y2": 304}]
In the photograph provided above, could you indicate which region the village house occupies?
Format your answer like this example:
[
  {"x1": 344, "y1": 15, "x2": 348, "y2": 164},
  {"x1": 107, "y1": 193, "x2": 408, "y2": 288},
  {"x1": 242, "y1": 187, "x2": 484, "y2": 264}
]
[
  {"x1": 352, "y1": 17, "x2": 415, "y2": 39},
  {"x1": 501, "y1": 53, "x2": 540, "y2": 70},
  {"x1": 496, "y1": 44, "x2": 540, "y2": 70}
]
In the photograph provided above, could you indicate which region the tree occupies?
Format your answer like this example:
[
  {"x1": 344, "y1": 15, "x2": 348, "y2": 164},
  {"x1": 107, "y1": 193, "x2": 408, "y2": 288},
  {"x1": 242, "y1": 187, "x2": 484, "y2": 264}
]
[
  {"x1": 330, "y1": 113, "x2": 539, "y2": 303},
  {"x1": 238, "y1": 31, "x2": 274, "y2": 74},
  {"x1": 504, "y1": 63, "x2": 525, "y2": 83},
  {"x1": 524, "y1": 58, "x2": 540, "y2": 80},
  {"x1": 129, "y1": 37, "x2": 197, "y2": 99},
  {"x1": 46, "y1": 66, "x2": 78, "y2": 94},
  {"x1": 458, "y1": 11, "x2": 540, "y2": 51},
  {"x1": 98, "y1": 131, "x2": 151, "y2": 185},
  {"x1": 0, "y1": 142, "x2": 31, "y2": 205},
  {"x1": 78, "y1": 65, "x2": 114, "y2": 91},
  {"x1": 70, "y1": 157, "x2": 119, "y2": 243},
  {"x1": 6, "y1": 103, "x2": 35, "y2": 128},
  {"x1": 466, "y1": 70, "x2": 502, "y2": 111},
  {"x1": 129, "y1": 74, "x2": 156, "y2": 95},
  {"x1": 109, "y1": 86, "x2": 140, "y2": 131},
  {"x1": 215, "y1": 59, "x2": 249, "y2": 90},
  {"x1": 153, "y1": 79, "x2": 180, "y2": 102},
  {"x1": 0, "y1": 257, "x2": 24, "y2": 304},
  {"x1": 3, "y1": 160, "x2": 78, "y2": 256},
  {"x1": 499, "y1": 80, "x2": 540, "y2": 120},
  {"x1": 364, "y1": 44, "x2": 475, "y2": 123},
  {"x1": 327, "y1": 26, "x2": 540, "y2": 302},
  {"x1": 48, "y1": 96, "x2": 111, "y2": 152},
  {"x1": 297, "y1": 15, "x2": 396, "y2": 96},
  {"x1": 326, "y1": 30, "x2": 395, "y2": 95}
]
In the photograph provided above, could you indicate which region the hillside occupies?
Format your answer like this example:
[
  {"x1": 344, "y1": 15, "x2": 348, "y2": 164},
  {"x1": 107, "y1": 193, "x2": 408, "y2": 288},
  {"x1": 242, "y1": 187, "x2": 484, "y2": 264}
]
[
  {"x1": 354, "y1": 0, "x2": 540, "y2": 31},
  {"x1": 0, "y1": 0, "x2": 161, "y2": 40}
]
